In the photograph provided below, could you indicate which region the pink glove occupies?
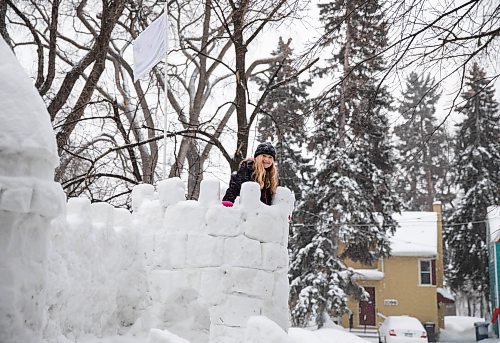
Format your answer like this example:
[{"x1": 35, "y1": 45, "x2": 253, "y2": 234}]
[{"x1": 222, "y1": 201, "x2": 233, "y2": 207}]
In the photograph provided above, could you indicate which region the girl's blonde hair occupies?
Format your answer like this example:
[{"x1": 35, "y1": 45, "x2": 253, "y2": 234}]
[{"x1": 253, "y1": 155, "x2": 279, "y2": 194}]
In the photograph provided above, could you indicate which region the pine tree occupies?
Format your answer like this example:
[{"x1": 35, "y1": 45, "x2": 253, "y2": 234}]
[
  {"x1": 445, "y1": 63, "x2": 500, "y2": 314},
  {"x1": 393, "y1": 72, "x2": 453, "y2": 211},
  {"x1": 289, "y1": 0, "x2": 400, "y2": 327},
  {"x1": 253, "y1": 37, "x2": 313, "y2": 201}
]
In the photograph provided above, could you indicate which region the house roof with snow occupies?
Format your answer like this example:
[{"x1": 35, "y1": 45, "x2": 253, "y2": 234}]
[
  {"x1": 351, "y1": 269, "x2": 385, "y2": 281},
  {"x1": 437, "y1": 287, "x2": 455, "y2": 303},
  {"x1": 389, "y1": 211, "x2": 438, "y2": 257}
]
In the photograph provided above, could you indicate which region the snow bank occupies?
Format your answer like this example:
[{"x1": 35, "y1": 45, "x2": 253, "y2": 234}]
[
  {"x1": 288, "y1": 327, "x2": 370, "y2": 343},
  {"x1": 64, "y1": 319, "x2": 372, "y2": 343},
  {"x1": 439, "y1": 316, "x2": 484, "y2": 342},
  {"x1": 41, "y1": 178, "x2": 294, "y2": 343}
]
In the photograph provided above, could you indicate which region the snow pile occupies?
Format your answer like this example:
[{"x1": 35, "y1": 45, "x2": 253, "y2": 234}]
[
  {"x1": 0, "y1": 37, "x2": 66, "y2": 343},
  {"x1": 439, "y1": 316, "x2": 484, "y2": 342},
  {"x1": 73, "y1": 316, "x2": 371, "y2": 343},
  {"x1": 41, "y1": 179, "x2": 294, "y2": 343},
  {"x1": 288, "y1": 326, "x2": 369, "y2": 343}
]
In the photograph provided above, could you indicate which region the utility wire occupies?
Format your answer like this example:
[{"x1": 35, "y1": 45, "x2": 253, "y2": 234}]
[{"x1": 292, "y1": 216, "x2": 500, "y2": 228}]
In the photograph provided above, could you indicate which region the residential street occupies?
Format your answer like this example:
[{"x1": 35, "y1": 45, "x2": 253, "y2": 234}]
[
  {"x1": 349, "y1": 328, "x2": 500, "y2": 343},
  {"x1": 361, "y1": 337, "x2": 500, "y2": 343}
]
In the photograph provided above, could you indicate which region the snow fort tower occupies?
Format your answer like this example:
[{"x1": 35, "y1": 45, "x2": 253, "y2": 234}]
[
  {"x1": 133, "y1": 178, "x2": 295, "y2": 343},
  {"x1": 0, "y1": 37, "x2": 65, "y2": 343}
]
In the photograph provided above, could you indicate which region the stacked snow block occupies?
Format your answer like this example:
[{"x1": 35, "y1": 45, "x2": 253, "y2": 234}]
[
  {"x1": 0, "y1": 176, "x2": 65, "y2": 343},
  {"x1": 134, "y1": 178, "x2": 295, "y2": 343},
  {"x1": 42, "y1": 198, "x2": 149, "y2": 340},
  {"x1": 0, "y1": 36, "x2": 67, "y2": 343},
  {"x1": 0, "y1": 173, "x2": 65, "y2": 343}
]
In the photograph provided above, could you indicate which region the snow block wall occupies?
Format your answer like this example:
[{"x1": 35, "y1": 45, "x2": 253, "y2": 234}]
[
  {"x1": 41, "y1": 178, "x2": 294, "y2": 343},
  {"x1": 43, "y1": 198, "x2": 149, "y2": 340},
  {"x1": 0, "y1": 37, "x2": 66, "y2": 343},
  {"x1": 134, "y1": 178, "x2": 294, "y2": 343}
]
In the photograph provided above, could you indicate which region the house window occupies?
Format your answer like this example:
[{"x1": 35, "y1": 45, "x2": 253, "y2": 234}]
[{"x1": 419, "y1": 259, "x2": 436, "y2": 286}]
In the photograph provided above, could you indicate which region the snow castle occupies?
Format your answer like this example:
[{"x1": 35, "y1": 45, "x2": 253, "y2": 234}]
[{"x1": 0, "y1": 37, "x2": 294, "y2": 342}]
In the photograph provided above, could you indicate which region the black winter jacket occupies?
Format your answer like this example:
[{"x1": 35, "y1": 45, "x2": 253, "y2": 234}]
[{"x1": 222, "y1": 160, "x2": 274, "y2": 205}]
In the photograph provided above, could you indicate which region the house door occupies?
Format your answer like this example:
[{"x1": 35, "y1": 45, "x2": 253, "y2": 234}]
[{"x1": 359, "y1": 287, "x2": 376, "y2": 326}]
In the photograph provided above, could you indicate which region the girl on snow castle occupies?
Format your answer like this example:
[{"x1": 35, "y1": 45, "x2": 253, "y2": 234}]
[{"x1": 222, "y1": 142, "x2": 279, "y2": 206}]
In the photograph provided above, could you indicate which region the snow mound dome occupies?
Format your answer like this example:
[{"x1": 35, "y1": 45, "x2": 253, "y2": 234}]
[
  {"x1": 0, "y1": 37, "x2": 64, "y2": 218},
  {"x1": 0, "y1": 37, "x2": 59, "y2": 179}
]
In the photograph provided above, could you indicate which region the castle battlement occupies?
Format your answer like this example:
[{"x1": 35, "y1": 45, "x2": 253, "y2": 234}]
[{"x1": 47, "y1": 178, "x2": 294, "y2": 342}]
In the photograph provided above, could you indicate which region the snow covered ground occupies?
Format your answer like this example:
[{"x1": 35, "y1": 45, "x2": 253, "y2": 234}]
[
  {"x1": 67, "y1": 320, "x2": 375, "y2": 343},
  {"x1": 439, "y1": 316, "x2": 498, "y2": 343},
  {"x1": 60, "y1": 315, "x2": 500, "y2": 343}
]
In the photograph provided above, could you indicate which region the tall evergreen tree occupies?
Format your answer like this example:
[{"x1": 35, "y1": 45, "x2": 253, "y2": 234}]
[
  {"x1": 444, "y1": 63, "x2": 500, "y2": 315},
  {"x1": 253, "y1": 37, "x2": 313, "y2": 201},
  {"x1": 289, "y1": 0, "x2": 400, "y2": 327},
  {"x1": 393, "y1": 72, "x2": 453, "y2": 211}
]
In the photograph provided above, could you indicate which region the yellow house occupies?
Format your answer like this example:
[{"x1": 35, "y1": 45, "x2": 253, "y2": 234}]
[{"x1": 341, "y1": 202, "x2": 450, "y2": 337}]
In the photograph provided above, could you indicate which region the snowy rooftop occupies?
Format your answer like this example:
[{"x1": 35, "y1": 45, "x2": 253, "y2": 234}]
[
  {"x1": 351, "y1": 269, "x2": 384, "y2": 281},
  {"x1": 437, "y1": 287, "x2": 455, "y2": 301},
  {"x1": 390, "y1": 211, "x2": 438, "y2": 256}
]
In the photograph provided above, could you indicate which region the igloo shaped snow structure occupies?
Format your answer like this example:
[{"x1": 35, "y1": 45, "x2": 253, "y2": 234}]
[{"x1": 0, "y1": 37, "x2": 66, "y2": 343}]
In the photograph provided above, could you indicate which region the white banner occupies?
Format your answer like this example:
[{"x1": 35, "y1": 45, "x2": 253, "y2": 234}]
[{"x1": 133, "y1": 14, "x2": 167, "y2": 82}]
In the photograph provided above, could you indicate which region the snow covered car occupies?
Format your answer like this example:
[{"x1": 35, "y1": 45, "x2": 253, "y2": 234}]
[{"x1": 378, "y1": 316, "x2": 428, "y2": 343}]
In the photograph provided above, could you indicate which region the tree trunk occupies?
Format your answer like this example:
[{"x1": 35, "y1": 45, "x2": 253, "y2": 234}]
[
  {"x1": 232, "y1": 1, "x2": 250, "y2": 166},
  {"x1": 338, "y1": 8, "x2": 352, "y2": 149},
  {"x1": 467, "y1": 295, "x2": 471, "y2": 316},
  {"x1": 186, "y1": 143, "x2": 203, "y2": 200},
  {"x1": 169, "y1": 137, "x2": 189, "y2": 178},
  {"x1": 0, "y1": 1, "x2": 12, "y2": 49},
  {"x1": 330, "y1": 8, "x2": 353, "y2": 256},
  {"x1": 54, "y1": 0, "x2": 127, "y2": 153}
]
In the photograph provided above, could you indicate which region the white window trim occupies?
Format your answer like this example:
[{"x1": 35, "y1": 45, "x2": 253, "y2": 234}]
[{"x1": 418, "y1": 258, "x2": 434, "y2": 286}]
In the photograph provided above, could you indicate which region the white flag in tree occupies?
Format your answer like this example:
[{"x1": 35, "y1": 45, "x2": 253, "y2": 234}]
[{"x1": 133, "y1": 14, "x2": 167, "y2": 82}]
